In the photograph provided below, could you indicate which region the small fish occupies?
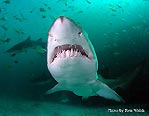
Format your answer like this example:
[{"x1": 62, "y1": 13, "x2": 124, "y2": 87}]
[
  {"x1": 77, "y1": 10, "x2": 83, "y2": 14},
  {"x1": 110, "y1": 7, "x2": 117, "y2": 12},
  {"x1": 109, "y1": 22, "x2": 112, "y2": 25},
  {"x1": 14, "y1": 29, "x2": 25, "y2": 34},
  {"x1": 20, "y1": 13, "x2": 27, "y2": 20},
  {"x1": 30, "y1": 10, "x2": 33, "y2": 13},
  {"x1": 44, "y1": 4, "x2": 48, "y2": 6},
  {"x1": 13, "y1": 13, "x2": 27, "y2": 22},
  {"x1": 30, "y1": 8, "x2": 36, "y2": 13},
  {"x1": 3, "y1": 0, "x2": 10, "y2": 4},
  {"x1": 111, "y1": 14, "x2": 117, "y2": 16},
  {"x1": 67, "y1": 6, "x2": 74, "y2": 9},
  {"x1": 117, "y1": 4, "x2": 122, "y2": 8},
  {"x1": 0, "y1": 16, "x2": 7, "y2": 21},
  {"x1": 42, "y1": 15, "x2": 46, "y2": 18},
  {"x1": 85, "y1": 0, "x2": 91, "y2": 4},
  {"x1": 57, "y1": 0, "x2": 68, "y2": 6},
  {"x1": 0, "y1": 38, "x2": 10, "y2": 43},
  {"x1": 1, "y1": 25, "x2": 7, "y2": 30},
  {"x1": 14, "y1": 60, "x2": 19, "y2": 64},
  {"x1": 13, "y1": 16, "x2": 22, "y2": 22},
  {"x1": 40, "y1": 8, "x2": 46, "y2": 12},
  {"x1": 48, "y1": 7, "x2": 51, "y2": 10},
  {"x1": 11, "y1": 53, "x2": 16, "y2": 57}
]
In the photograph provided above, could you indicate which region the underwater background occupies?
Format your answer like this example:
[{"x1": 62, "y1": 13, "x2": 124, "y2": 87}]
[{"x1": 0, "y1": 0, "x2": 149, "y2": 115}]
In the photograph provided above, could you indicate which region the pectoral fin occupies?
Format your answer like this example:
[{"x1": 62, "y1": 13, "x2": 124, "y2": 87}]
[
  {"x1": 46, "y1": 84, "x2": 64, "y2": 94},
  {"x1": 92, "y1": 80, "x2": 125, "y2": 102}
]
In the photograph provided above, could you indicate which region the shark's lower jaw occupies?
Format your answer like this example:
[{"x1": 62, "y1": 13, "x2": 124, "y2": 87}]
[{"x1": 50, "y1": 44, "x2": 91, "y2": 63}]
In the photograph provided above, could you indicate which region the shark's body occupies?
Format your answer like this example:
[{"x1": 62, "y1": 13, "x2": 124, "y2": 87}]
[
  {"x1": 6, "y1": 36, "x2": 46, "y2": 54},
  {"x1": 47, "y1": 16, "x2": 124, "y2": 102}
]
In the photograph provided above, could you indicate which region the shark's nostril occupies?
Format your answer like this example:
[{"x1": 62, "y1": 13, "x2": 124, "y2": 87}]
[{"x1": 59, "y1": 16, "x2": 65, "y2": 23}]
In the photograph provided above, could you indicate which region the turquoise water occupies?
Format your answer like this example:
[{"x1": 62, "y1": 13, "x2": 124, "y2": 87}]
[{"x1": 0, "y1": 0, "x2": 148, "y2": 115}]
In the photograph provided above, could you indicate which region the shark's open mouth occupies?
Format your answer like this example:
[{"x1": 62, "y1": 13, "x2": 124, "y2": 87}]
[{"x1": 50, "y1": 44, "x2": 90, "y2": 63}]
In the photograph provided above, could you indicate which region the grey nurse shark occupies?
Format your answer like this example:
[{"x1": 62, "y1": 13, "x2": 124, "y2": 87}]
[
  {"x1": 6, "y1": 36, "x2": 46, "y2": 54},
  {"x1": 46, "y1": 16, "x2": 142, "y2": 102},
  {"x1": 47, "y1": 16, "x2": 124, "y2": 102}
]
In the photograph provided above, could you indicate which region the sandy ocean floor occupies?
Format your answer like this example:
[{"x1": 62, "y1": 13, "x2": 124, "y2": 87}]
[{"x1": 0, "y1": 94, "x2": 148, "y2": 116}]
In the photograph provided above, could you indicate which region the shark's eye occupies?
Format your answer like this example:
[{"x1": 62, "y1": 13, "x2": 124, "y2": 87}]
[
  {"x1": 49, "y1": 33, "x2": 57, "y2": 41},
  {"x1": 78, "y1": 31, "x2": 82, "y2": 35}
]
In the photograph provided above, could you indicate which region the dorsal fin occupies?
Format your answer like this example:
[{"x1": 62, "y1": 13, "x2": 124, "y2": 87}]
[
  {"x1": 37, "y1": 38, "x2": 42, "y2": 43},
  {"x1": 26, "y1": 36, "x2": 31, "y2": 41}
]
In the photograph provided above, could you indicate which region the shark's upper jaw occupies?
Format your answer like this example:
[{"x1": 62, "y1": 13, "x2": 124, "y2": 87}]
[{"x1": 50, "y1": 44, "x2": 91, "y2": 63}]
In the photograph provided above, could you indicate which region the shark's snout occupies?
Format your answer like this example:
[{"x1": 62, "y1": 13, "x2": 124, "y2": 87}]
[
  {"x1": 59, "y1": 16, "x2": 65, "y2": 23},
  {"x1": 49, "y1": 16, "x2": 72, "y2": 36},
  {"x1": 54, "y1": 16, "x2": 68, "y2": 25}
]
